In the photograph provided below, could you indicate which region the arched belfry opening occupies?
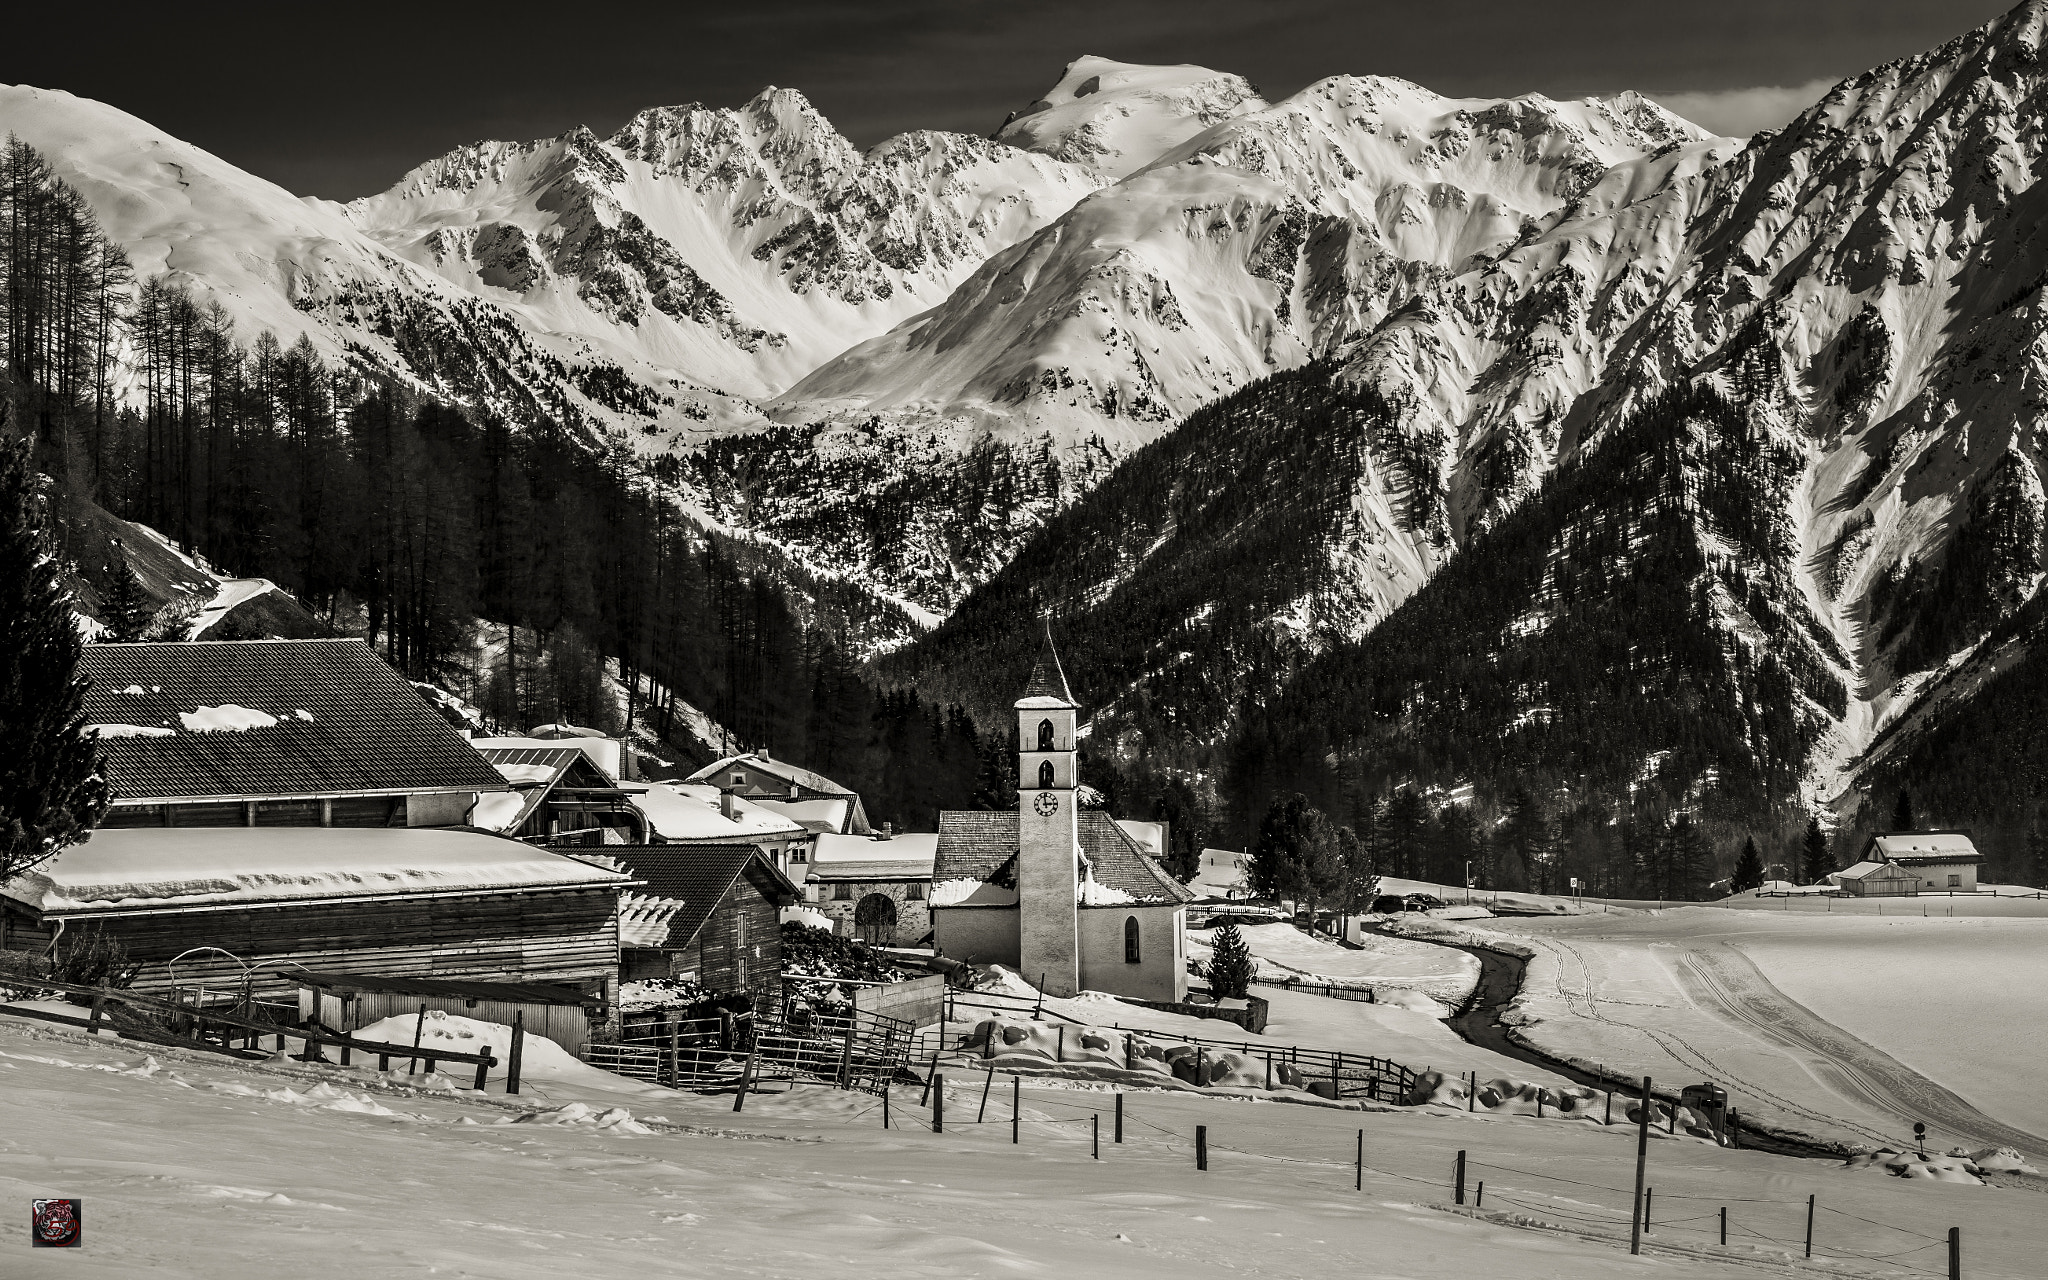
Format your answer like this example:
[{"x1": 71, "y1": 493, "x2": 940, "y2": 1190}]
[
  {"x1": 1038, "y1": 760, "x2": 1055, "y2": 789},
  {"x1": 1038, "y1": 718, "x2": 1055, "y2": 751}
]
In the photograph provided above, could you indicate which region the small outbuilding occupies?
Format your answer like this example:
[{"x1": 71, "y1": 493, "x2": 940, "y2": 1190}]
[
  {"x1": 607, "y1": 844, "x2": 801, "y2": 1004},
  {"x1": 805, "y1": 832, "x2": 938, "y2": 946},
  {"x1": 1831, "y1": 860, "x2": 1919, "y2": 897}
]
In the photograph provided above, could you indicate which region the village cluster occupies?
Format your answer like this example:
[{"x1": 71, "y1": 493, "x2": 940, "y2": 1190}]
[{"x1": 0, "y1": 635, "x2": 1245, "y2": 1038}]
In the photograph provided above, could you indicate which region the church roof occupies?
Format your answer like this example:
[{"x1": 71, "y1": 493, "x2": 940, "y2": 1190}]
[
  {"x1": 932, "y1": 810, "x2": 1193, "y2": 905},
  {"x1": 1017, "y1": 633, "x2": 1077, "y2": 708}
]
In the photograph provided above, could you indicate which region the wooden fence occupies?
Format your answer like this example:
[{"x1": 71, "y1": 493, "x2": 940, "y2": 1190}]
[
  {"x1": 587, "y1": 1006, "x2": 915, "y2": 1095},
  {"x1": 0, "y1": 977, "x2": 500, "y2": 1087}
]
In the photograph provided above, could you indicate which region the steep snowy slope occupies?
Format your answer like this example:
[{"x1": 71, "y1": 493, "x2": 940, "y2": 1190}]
[
  {"x1": 739, "y1": 76, "x2": 1712, "y2": 609},
  {"x1": 992, "y1": 55, "x2": 1267, "y2": 179},
  {"x1": 350, "y1": 89, "x2": 1103, "y2": 413}
]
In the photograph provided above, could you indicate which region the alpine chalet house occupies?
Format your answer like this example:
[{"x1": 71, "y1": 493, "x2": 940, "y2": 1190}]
[
  {"x1": 1856, "y1": 831, "x2": 1986, "y2": 894},
  {"x1": 608, "y1": 844, "x2": 801, "y2": 1003},
  {"x1": 929, "y1": 638, "x2": 1191, "y2": 1002},
  {"x1": 472, "y1": 738, "x2": 651, "y2": 844},
  {"x1": 684, "y1": 750, "x2": 871, "y2": 865},
  {"x1": 0, "y1": 640, "x2": 636, "y2": 1009}
]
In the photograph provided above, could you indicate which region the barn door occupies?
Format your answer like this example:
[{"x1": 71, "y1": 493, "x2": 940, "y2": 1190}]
[{"x1": 853, "y1": 893, "x2": 898, "y2": 947}]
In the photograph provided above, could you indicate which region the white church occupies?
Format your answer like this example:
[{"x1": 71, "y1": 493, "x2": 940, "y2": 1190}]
[{"x1": 929, "y1": 636, "x2": 1191, "y2": 1001}]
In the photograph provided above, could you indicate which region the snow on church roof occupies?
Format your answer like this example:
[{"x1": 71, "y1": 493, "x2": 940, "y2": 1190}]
[{"x1": 932, "y1": 811, "x2": 1191, "y2": 906}]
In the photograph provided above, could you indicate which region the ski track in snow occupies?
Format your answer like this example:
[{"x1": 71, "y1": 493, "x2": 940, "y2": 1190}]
[{"x1": 1669, "y1": 944, "x2": 2048, "y2": 1159}]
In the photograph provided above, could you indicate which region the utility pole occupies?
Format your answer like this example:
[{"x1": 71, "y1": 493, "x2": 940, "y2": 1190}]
[{"x1": 1630, "y1": 1076, "x2": 1653, "y2": 1256}]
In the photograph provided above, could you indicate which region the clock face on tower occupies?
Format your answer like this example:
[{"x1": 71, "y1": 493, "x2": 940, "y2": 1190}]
[{"x1": 1033, "y1": 791, "x2": 1060, "y2": 817}]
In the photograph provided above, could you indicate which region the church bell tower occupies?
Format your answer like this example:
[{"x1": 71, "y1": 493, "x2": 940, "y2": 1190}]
[{"x1": 1016, "y1": 627, "x2": 1080, "y2": 997}]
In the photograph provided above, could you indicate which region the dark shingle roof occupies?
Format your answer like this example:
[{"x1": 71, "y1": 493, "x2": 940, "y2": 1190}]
[
  {"x1": 1019, "y1": 634, "x2": 1076, "y2": 706},
  {"x1": 933, "y1": 810, "x2": 1192, "y2": 904},
  {"x1": 81, "y1": 639, "x2": 507, "y2": 802},
  {"x1": 608, "y1": 843, "x2": 799, "y2": 949}
]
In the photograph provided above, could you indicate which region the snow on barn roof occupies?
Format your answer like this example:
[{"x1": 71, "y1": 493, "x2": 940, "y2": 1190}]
[
  {"x1": 1833, "y1": 860, "x2": 1915, "y2": 882},
  {"x1": 933, "y1": 811, "x2": 1191, "y2": 906},
  {"x1": 1, "y1": 828, "x2": 632, "y2": 918},
  {"x1": 468, "y1": 745, "x2": 625, "y2": 836},
  {"x1": 1865, "y1": 831, "x2": 1983, "y2": 865},
  {"x1": 80, "y1": 640, "x2": 507, "y2": 803},
  {"x1": 606, "y1": 844, "x2": 799, "y2": 949},
  {"x1": 623, "y1": 783, "x2": 806, "y2": 844}
]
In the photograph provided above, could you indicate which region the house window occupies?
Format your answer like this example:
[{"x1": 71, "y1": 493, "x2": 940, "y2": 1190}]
[
  {"x1": 906, "y1": 882, "x2": 925, "y2": 901},
  {"x1": 1038, "y1": 719, "x2": 1055, "y2": 751},
  {"x1": 1038, "y1": 760, "x2": 1055, "y2": 789},
  {"x1": 791, "y1": 846, "x2": 807, "y2": 863},
  {"x1": 1124, "y1": 916, "x2": 1141, "y2": 964},
  {"x1": 731, "y1": 773, "x2": 745, "y2": 787},
  {"x1": 1948, "y1": 874, "x2": 1961, "y2": 888},
  {"x1": 833, "y1": 883, "x2": 853, "y2": 900}
]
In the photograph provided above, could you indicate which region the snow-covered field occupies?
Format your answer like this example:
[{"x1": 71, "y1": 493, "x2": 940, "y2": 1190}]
[
  {"x1": 7, "y1": 1008, "x2": 2043, "y2": 1278},
  {"x1": 1400, "y1": 907, "x2": 2048, "y2": 1160},
  {"x1": 1188, "y1": 920, "x2": 1480, "y2": 1008}
]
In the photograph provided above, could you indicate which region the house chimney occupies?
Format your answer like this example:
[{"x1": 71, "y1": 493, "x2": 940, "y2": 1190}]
[
  {"x1": 758, "y1": 746, "x2": 772, "y2": 762},
  {"x1": 720, "y1": 791, "x2": 736, "y2": 822}
]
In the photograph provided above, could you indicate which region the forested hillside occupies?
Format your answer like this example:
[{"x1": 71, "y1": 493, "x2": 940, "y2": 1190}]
[
  {"x1": 1230, "y1": 384, "x2": 1846, "y2": 894},
  {"x1": 0, "y1": 138, "x2": 992, "y2": 831}
]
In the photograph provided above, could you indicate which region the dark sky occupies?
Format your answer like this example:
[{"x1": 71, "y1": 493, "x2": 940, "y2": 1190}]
[{"x1": 2, "y1": 0, "x2": 2017, "y2": 200}]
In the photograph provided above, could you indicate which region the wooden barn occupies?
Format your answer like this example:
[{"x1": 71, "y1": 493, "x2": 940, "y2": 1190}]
[
  {"x1": 609, "y1": 844, "x2": 800, "y2": 1005},
  {"x1": 0, "y1": 828, "x2": 636, "y2": 1004},
  {"x1": 81, "y1": 639, "x2": 511, "y2": 829}
]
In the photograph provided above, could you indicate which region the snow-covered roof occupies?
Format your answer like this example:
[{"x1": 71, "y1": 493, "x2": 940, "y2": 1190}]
[
  {"x1": 1833, "y1": 860, "x2": 1916, "y2": 882},
  {"x1": 1115, "y1": 820, "x2": 1166, "y2": 857},
  {"x1": 753, "y1": 796, "x2": 852, "y2": 834},
  {"x1": 1016, "y1": 634, "x2": 1078, "y2": 708},
  {"x1": 80, "y1": 640, "x2": 507, "y2": 803},
  {"x1": 629, "y1": 783, "x2": 805, "y2": 844},
  {"x1": 933, "y1": 811, "x2": 1191, "y2": 906},
  {"x1": 813, "y1": 831, "x2": 938, "y2": 868},
  {"x1": 474, "y1": 736, "x2": 622, "y2": 781},
  {"x1": 1, "y1": 828, "x2": 632, "y2": 917},
  {"x1": 1866, "y1": 831, "x2": 1982, "y2": 865}
]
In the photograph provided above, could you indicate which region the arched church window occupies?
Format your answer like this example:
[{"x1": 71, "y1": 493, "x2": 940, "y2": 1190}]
[
  {"x1": 1038, "y1": 760, "x2": 1055, "y2": 789},
  {"x1": 1038, "y1": 719, "x2": 1055, "y2": 751},
  {"x1": 1124, "y1": 916, "x2": 1141, "y2": 964}
]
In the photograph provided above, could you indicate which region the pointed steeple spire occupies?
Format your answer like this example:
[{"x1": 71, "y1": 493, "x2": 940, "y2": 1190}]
[{"x1": 1018, "y1": 618, "x2": 1077, "y2": 707}]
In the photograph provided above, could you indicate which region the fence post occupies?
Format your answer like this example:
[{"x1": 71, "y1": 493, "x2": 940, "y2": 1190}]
[
  {"x1": 1476, "y1": 1181, "x2": 1484, "y2": 1207},
  {"x1": 932, "y1": 1072, "x2": 944, "y2": 1132},
  {"x1": 1804, "y1": 1194, "x2": 1814, "y2": 1258},
  {"x1": 1948, "y1": 1226, "x2": 1960, "y2": 1280},
  {"x1": 732, "y1": 1046, "x2": 757, "y2": 1113},
  {"x1": 1196, "y1": 1125, "x2": 1208, "y2": 1171},
  {"x1": 838, "y1": 1021, "x2": 855, "y2": 1089},
  {"x1": 1092, "y1": 1113, "x2": 1099, "y2": 1159},
  {"x1": 408, "y1": 1003, "x2": 427, "y2": 1075},
  {"x1": 1033, "y1": 976, "x2": 1045, "y2": 1021},
  {"x1": 669, "y1": 1021, "x2": 681, "y2": 1089},
  {"x1": 1355, "y1": 1130, "x2": 1363, "y2": 1191},
  {"x1": 1469, "y1": 1071, "x2": 1477, "y2": 1112},
  {"x1": 1719, "y1": 1206, "x2": 1727, "y2": 1247},
  {"x1": 1012, "y1": 1076, "x2": 1020, "y2": 1144},
  {"x1": 1728, "y1": 1107, "x2": 1739, "y2": 1149},
  {"x1": 1643, "y1": 1186, "x2": 1653, "y2": 1234},
  {"x1": 87, "y1": 990, "x2": 105, "y2": 1037},
  {"x1": 473, "y1": 1051, "x2": 493, "y2": 1092},
  {"x1": 1115, "y1": 1092, "x2": 1124, "y2": 1143},
  {"x1": 339, "y1": 999, "x2": 353, "y2": 1068},
  {"x1": 1630, "y1": 1075, "x2": 1653, "y2": 1256},
  {"x1": 1454, "y1": 1149, "x2": 1466, "y2": 1205},
  {"x1": 506, "y1": 1011, "x2": 524, "y2": 1095},
  {"x1": 882, "y1": 1084, "x2": 890, "y2": 1129},
  {"x1": 979, "y1": 1067, "x2": 995, "y2": 1122}
]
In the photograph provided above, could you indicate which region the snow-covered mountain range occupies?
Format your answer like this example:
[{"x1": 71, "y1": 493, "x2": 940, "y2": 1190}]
[{"x1": 13, "y1": 1, "x2": 2048, "y2": 854}]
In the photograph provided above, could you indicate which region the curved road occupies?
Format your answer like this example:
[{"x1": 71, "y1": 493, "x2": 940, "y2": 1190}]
[{"x1": 1669, "y1": 943, "x2": 2048, "y2": 1160}]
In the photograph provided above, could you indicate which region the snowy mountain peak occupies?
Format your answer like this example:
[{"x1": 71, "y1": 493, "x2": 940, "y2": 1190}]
[{"x1": 996, "y1": 55, "x2": 1267, "y2": 179}]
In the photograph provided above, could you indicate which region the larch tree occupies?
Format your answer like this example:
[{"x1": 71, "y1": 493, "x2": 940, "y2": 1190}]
[
  {"x1": 1801, "y1": 816, "x2": 1834, "y2": 884},
  {"x1": 1731, "y1": 836, "x2": 1766, "y2": 894},
  {"x1": 0, "y1": 423, "x2": 108, "y2": 882}
]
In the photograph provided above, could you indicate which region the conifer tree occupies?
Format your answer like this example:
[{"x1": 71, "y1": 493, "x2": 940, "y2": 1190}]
[
  {"x1": 1891, "y1": 789, "x2": 1916, "y2": 832},
  {"x1": 1731, "y1": 836, "x2": 1765, "y2": 894},
  {"x1": 98, "y1": 558, "x2": 153, "y2": 642},
  {"x1": 1207, "y1": 921, "x2": 1256, "y2": 999},
  {"x1": 1801, "y1": 815, "x2": 1834, "y2": 883},
  {"x1": 0, "y1": 425, "x2": 108, "y2": 881}
]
